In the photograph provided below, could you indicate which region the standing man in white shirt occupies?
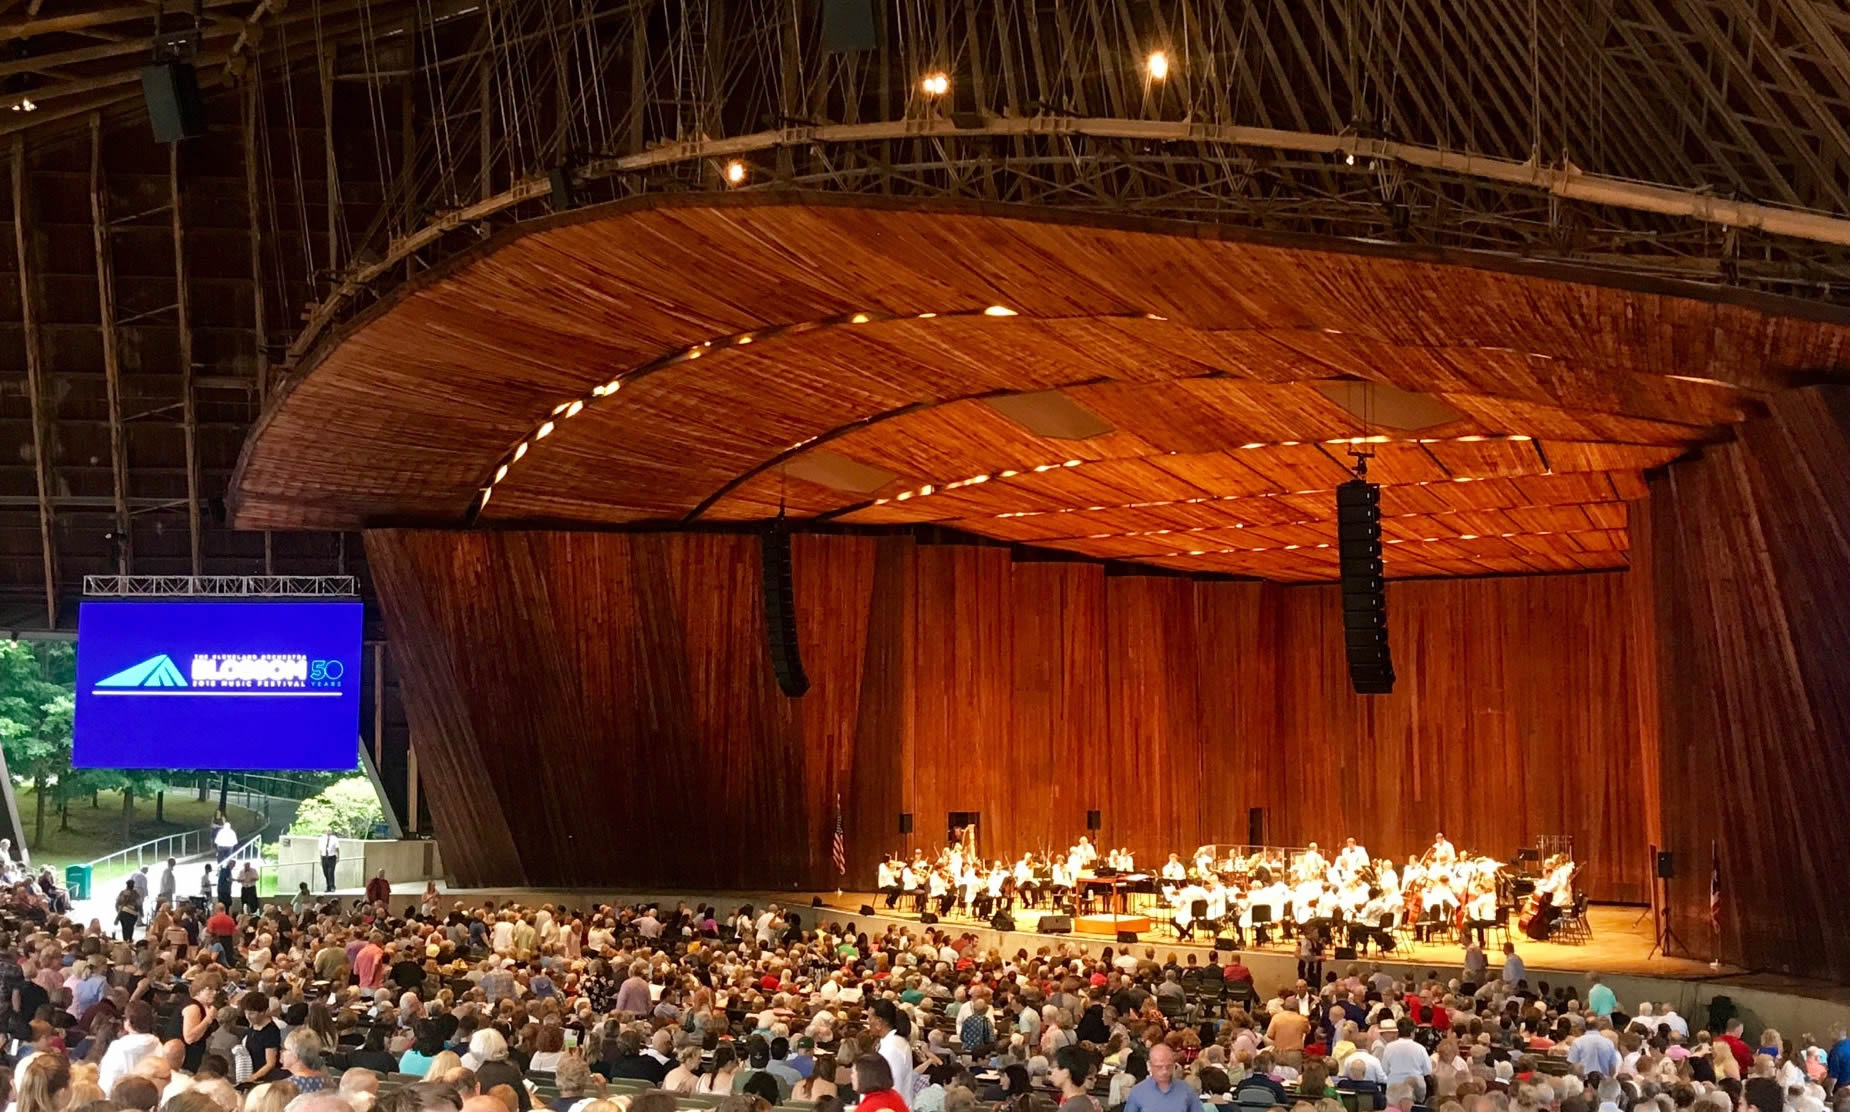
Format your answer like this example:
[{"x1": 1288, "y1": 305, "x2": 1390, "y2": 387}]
[
  {"x1": 157, "y1": 857, "x2": 178, "y2": 910},
  {"x1": 319, "y1": 830, "x2": 341, "y2": 892},
  {"x1": 870, "y1": 1001, "x2": 917, "y2": 1103}
]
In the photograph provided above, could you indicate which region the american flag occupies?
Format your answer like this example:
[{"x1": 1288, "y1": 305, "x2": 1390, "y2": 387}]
[
  {"x1": 831, "y1": 794, "x2": 846, "y2": 876},
  {"x1": 1709, "y1": 840, "x2": 1722, "y2": 935}
]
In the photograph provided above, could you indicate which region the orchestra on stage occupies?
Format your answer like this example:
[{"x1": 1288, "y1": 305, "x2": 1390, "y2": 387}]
[{"x1": 873, "y1": 824, "x2": 1581, "y2": 949}]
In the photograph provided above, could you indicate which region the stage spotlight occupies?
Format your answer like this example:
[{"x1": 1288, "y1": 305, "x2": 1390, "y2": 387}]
[
  {"x1": 921, "y1": 71, "x2": 950, "y2": 96},
  {"x1": 983, "y1": 305, "x2": 1018, "y2": 317},
  {"x1": 1146, "y1": 51, "x2": 1169, "y2": 80},
  {"x1": 724, "y1": 160, "x2": 747, "y2": 185}
]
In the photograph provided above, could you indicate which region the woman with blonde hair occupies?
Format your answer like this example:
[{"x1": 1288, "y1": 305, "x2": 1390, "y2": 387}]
[
  {"x1": 1711, "y1": 1041, "x2": 1742, "y2": 1081},
  {"x1": 661, "y1": 1046, "x2": 703, "y2": 1094},
  {"x1": 22, "y1": 1056, "x2": 76, "y2": 1112},
  {"x1": 242, "y1": 1081, "x2": 299, "y2": 1112},
  {"x1": 426, "y1": 1050, "x2": 464, "y2": 1078}
]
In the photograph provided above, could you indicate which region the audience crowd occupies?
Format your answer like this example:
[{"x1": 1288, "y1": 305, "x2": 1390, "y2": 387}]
[{"x1": 0, "y1": 878, "x2": 1842, "y2": 1112}]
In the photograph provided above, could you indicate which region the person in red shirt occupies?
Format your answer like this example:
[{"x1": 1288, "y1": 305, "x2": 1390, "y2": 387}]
[
  {"x1": 1224, "y1": 956, "x2": 1253, "y2": 984},
  {"x1": 852, "y1": 1052, "x2": 910, "y2": 1112},
  {"x1": 364, "y1": 870, "x2": 391, "y2": 906},
  {"x1": 204, "y1": 907, "x2": 237, "y2": 963},
  {"x1": 1718, "y1": 1019, "x2": 1755, "y2": 1074}
]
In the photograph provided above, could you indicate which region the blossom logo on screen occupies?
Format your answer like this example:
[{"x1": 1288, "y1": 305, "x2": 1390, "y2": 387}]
[
  {"x1": 91, "y1": 652, "x2": 349, "y2": 696},
  {"x1": 93, "y1": 654, "x2": 188, "y2": 689}
]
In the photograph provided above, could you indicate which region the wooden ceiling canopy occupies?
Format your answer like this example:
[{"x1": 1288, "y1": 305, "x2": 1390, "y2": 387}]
[{"x1": 231, "y1": 195, "x2": 1850, "y2": 582}]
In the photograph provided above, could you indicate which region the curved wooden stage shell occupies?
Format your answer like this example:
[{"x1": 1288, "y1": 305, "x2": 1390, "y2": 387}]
[{"x1": 233, "y1": 197, "x2": 1850, "y2": 986}]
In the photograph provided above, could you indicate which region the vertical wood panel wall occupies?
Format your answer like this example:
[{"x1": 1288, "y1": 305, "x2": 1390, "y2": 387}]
[
  {"x1": 366, "y1": 529, "x2": 1651, "y2": 900},
  {"x1": 1643, "y1": 386, "x2": 1850, "y2": 982}
]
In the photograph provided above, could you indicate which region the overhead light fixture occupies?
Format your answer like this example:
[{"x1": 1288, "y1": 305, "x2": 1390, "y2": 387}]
[
  {"x1": 921, "y1": 71, "x2": 950, "y2": 96},
  {"x1": 983, "y1": 305, "x2": 1018, "y2": 317},
  {"x1": 724, "y1": 160, "x2": 747, "y2": 185},
  {"x1": 1146, "y1": 51, "x2": 1169, "y2": 80}
]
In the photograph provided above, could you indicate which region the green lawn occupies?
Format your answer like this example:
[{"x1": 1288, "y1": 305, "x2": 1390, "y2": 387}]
[{"x1": 13, "y1": 787, "x2": 262, "y2": 876}]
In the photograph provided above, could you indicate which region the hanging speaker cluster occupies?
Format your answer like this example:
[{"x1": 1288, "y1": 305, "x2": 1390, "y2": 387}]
[
  {"x1": 1336, "y1": 477, "x2": 1394, "y2": 694},
  {"x1": 761, "y1": 529, "x2": 809, "y2": 697}
]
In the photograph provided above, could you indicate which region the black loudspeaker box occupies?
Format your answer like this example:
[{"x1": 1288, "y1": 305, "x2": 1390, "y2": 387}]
[
  {"x1": 1038, "y1": 914, "x2": 1073, "y2": 934},
  {"x1": 1117, "y1": 930, "x2": 1139, "y2": 944},
  {"x1": 920, "y1": 911, "x2": 938, "y2": 925},
  {"x1": 1656, "y1": 851, "x2": 1675, "y2": 879},
  {"x1": 1337, "y1": 478, "x2": 1395, "y2": 694},
  {"x1": 761, "y1": 530, "x2": 809, "y2": 696},
  {"x1": 1214, "y1": 936, "x2": 1240, "y2": 952},
  {"x1": 810, "y1": 897, "x2": 824, "y2": 908},
  {"x1": 819, "y1": 0, "x2": 876, "y2": 52},
  {"x1": 991, "y1": 913, "x2": 1015, "y2": 932},
  {"x1": 859, "y1": 905, "x2": 876, "y2": 917},
  {"x1": 898, "y1": 812, "x2": 913, "y2": 835},
  {"x1": 142, "y1": 62, "x2": 206, "y2": 143},
  {"x1": 549, "y1": 166, "x2": 577, "y2": 210},
  {"x1": 1086, "y1": 809, "x2": 1102, "y2": 831},
  {"x1": 1334, "y1": 946, "x2": 1358, "y2": 960}
]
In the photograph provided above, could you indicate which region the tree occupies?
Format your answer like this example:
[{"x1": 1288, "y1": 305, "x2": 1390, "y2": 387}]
[
  {"x1": 0, "y1": 641, "x2": 75, "y2": 848},
  {"x1": 288, "y1": 776, "x2": 385, "y2": 839}
]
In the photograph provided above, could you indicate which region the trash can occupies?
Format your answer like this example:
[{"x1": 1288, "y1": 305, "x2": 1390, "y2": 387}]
[{"x1": 65, "y1": 864, "x2": 91, "y2": 901}]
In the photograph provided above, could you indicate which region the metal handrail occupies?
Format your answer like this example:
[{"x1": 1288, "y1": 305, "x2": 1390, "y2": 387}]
[{"x1": 81, "y1": 825, "x2": 211, "y2": 874}]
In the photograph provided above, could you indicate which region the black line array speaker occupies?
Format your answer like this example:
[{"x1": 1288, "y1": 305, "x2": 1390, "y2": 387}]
[
  {"x1": 820, "y1": 0, "x2": 876, "y2": 52},
  {"x1": 761, "y1": 529, "x2": 810, "y2": 697},
  {"x1": 142, "y1": 62, "x2": 206, "y2": 143},
  {"x1": 1656, "y1": 851, "x2": 1675, "y2": 879},
  {"x1": 898, "y1": 812, "x2": 913, "y2": 835},
  {"x1": 1337, "y1": 478, "x2": 1395, "y2": 694},
  {"x1": 549, "y1": 166, "x2": 578, "y2": 210},
  {"x1": 1038, "y1": 914, "x2": 1073, "y2": 934},
  {"x1": 1086, "y1": 809, "x2": 1102, "y2": 832}
]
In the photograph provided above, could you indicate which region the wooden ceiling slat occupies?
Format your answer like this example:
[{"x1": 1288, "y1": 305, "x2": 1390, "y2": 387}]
[{"x1": 236, "y1": 200, "x2": 1850, "y2": 577}]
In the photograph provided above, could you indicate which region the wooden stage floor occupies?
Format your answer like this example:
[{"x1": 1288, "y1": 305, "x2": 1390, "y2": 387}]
[{"x1": 817, "y1": 892, "x2": 1732, "y2": 982}]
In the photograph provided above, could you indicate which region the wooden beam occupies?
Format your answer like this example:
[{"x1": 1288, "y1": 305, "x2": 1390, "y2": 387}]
[
  {"x1": 170, "y1": 141, "x2": 201, "y2": 576},
  {"x1": 372, "y1": 641, "x2": 384, "y2": 767},
  {"x1": 90, "y1": 113, "x2": 131, "y2": 574},
  {"x1": 11, "y1": 136, "x2": 58, "y2": 631},
  {"x1": 405, "y1": 735, "x2": 418, "y2": 834},
  {"x1": 243, "y1": 80, "x2": 275, "y2": 574},
  {"x1": 318, "y1": 3, "x2": 342, "y2": 277}
]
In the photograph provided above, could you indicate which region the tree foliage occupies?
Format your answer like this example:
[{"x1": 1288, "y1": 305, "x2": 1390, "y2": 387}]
[
  {"x1": 288, "y1": 776, "x2": 385, "y2": 839},
  {"x1": 0, "y1": 642, "x2": 174, "y2": 846}
]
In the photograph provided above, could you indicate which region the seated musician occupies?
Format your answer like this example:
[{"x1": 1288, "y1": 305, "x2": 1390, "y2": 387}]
[
  {"x1": 1161, "y1": 853, "x2": 1187, "y2": 883},
  {"x1": 1355, "y1": 886, "x2": 1398, "y2": 953},
  {"x1": 1012, "y1": 854, "x2": 1038, "y2": 907},
  {"x1": 1070, "y1": 836, "x2": 1098, "y2": 868},
  {"x1": 1204, "y1": 876, "x2": 1229, "y2": 936},
  {"x1": 1336, "y1": 838, "x2": 1370, "y2": 877},
  {"x1": 1193, "y1": 848, "x2": 1216, "y2": 875},
  {"x1": 1429, "y1": 831, "x2": 1458, "y2": 867},
  {"x1": 927, "y1": 865, "x2": 951, "y2": 915},
  {"x1": 1375, "y1": 857, "x2": 1399, "y2": 893},
  {"x1": 983, "y1": 861, "x2": 1008, "y2": 916},
  {"x1": 1049, "y1": 856, "x2": 1074, "y2": 910},
  {"x1": 901, "y1": 860, "x2": 923, "y2": 911},
  {"x1": 1419, "y1": 871, "x2": 1458, "y2": 941},
  {"x1": 959, "y1": 863, "x2": 982, "y2": 917},
  {"x1": 1172, "y1": 879, "x2": 1211, "y2": 940},
  {"x1": 877, "y1": 854, "x2": 901, "y2": 908},
  {"x1": 1464, "y1": 875, "x2": 1498, "y2": 944}
]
